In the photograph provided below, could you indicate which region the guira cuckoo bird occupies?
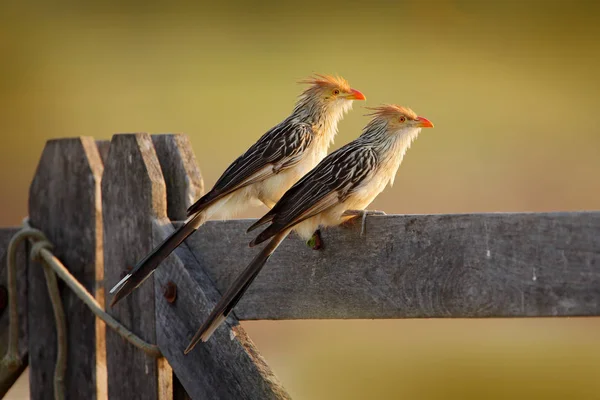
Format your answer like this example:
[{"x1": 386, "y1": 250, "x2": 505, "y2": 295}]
[
  {"x1": 109, "y1": 74, "x2": 365, "y2": 306},
  {"x1": 185, "y1": 105, "x2": 434, "y2": 351}
]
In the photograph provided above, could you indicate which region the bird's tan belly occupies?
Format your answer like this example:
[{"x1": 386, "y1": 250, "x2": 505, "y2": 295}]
[
  {"x1": 260, "y1": 146, "x2": 327, "y2": 204},
  {"x1": 344, "y1": 172, "x2": 390, "y2": 211},
  {"x1": 293, "y1": 172, "x2": 389, "y2": 241}
]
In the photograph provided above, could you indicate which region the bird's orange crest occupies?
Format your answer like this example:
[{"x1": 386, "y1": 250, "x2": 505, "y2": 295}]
[
  {"x1": 365, "y1": 104, "x2": 417, "y2": 120},
  {"x1": 298, "y1": 74, "x2": 351, "y2": 93}
]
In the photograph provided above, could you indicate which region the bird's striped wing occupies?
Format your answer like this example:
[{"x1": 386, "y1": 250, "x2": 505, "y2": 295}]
[
  {"x1": 187, "y1": 121, "x2": 314, "y2": 216},
  {"x1": 249, "y1": 142, "x2": 378, "y2": 245}
]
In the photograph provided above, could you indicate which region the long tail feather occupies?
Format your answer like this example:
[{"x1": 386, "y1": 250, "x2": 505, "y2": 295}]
[
  {"x1": 246, "y1": 213, "x2": 274, "y2": 233},
  {"x1": 184, "y1": 230, "x2": 290, "y2": 353},
  {"x1": 110, "y1": 212, "x2": 206, "y2": 307}
]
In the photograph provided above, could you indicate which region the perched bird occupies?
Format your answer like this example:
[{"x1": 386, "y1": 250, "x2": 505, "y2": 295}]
[
  {"x1": 185, "y1": 104, "x2": 434, "y2": 351},
  {"x1": 109, "y1": 74, "x2": 366, "y2": 306}
]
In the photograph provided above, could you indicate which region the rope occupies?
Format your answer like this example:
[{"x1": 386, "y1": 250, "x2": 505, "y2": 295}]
[{"x1": 2, "y1": 219, "x2": 162, "y2": 400}]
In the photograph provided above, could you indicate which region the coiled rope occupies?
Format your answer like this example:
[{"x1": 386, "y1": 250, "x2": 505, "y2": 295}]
[{"x1": 1, "y1": 219, "x2": 162, "y2": 400}]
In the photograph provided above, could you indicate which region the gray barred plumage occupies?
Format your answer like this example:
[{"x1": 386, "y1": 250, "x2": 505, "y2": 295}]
[
  {"x1": 109, "y1": 74, "x2": 365, "y2": 307},
  {"x1": 186, "y1": 119, "x2": 315, "y2": 215},
  {"x1": 186, "y1": 104, "x2": 434, "y2": 350}
]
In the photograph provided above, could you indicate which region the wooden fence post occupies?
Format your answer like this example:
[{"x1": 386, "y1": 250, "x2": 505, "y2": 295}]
[
  {"x1": 151, "y1": 134, "x2": 204, "y2": 221},
  {"x1": 150, "y1": 135, "x2": 291, "y2": 399},
  {"x1": 28, "y1": 137, "x2": 106, "y2": 399},
  {"x1": 151, "y1": 134, "x2": 202, "y2": 400},
  {"x1": 102, "y1": 133, "x2": 172, "y2": 400}
]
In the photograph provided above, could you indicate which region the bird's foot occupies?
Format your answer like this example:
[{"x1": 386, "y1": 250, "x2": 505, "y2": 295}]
[
  {"x1": 342, "y1": 209, "x2": 386, "y2": 236},
  {"x1": 306, "y1": 229, "x2": 324, "y2": 250}
]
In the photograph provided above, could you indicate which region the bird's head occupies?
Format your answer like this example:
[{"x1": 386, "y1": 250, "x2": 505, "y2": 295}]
[
  {"x1": 297, "y1": 74, "x2": 366, "y2": 115},
  {"x1": 365, "y1": 104, "x2": 434, "y2": 137}
]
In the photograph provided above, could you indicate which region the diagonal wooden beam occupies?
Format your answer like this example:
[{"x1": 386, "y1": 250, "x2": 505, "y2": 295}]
[
  {"x1": 150, "y1": 134, "x2": 291, "y2": 399},
  {"x1": 181, "y1": 212, "x2": 600, "y2": 320}
]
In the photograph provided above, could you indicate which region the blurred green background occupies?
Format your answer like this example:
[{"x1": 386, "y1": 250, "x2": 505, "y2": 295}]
[{"x1": 2, "y1": 0, "x2": 600, "y2": 399}]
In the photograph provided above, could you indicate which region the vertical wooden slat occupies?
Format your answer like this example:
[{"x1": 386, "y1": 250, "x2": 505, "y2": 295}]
[
  {"x1": 28, "y1": 137, "x2": 105, "y2": 399},
  {"x1": 0, "y1": 228, "x2": 28, "y2": 397},
  {"x1": 102, "y1": 133, "x2": 172, "y2": 400},
  {"x1": 150, "y1": 134, "x2": 290, "y2": 399},
  {"x1": 151, "y1": 134, "x2": 203, "y2": 400},
  {"x1": 151, "y1": 134, "x2": 204, "y2": 221}
]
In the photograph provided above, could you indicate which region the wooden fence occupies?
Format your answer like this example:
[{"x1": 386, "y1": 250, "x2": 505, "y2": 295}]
[{"x1": 1, "y1": 134, "x2": 599, "y2": 399}]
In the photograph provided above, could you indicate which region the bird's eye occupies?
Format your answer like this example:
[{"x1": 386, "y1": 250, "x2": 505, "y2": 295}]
[
  {"x1": 332, "y1": 89, "x2": 340, "y2": 95},
  {"x1": 399, "y1": 116, "x2": 406, "y2": 123}
]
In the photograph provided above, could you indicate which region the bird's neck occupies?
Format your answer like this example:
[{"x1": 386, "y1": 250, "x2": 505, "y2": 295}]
[
  {"x1": 362, "y1": 124, "x2": 421, "y2": 187},
  {"x1": 387, "y1": 127, "x2": 421, "y2": 159},
  {"x1": 293, "y1": 100, "x2": 352, "y2": 147}
]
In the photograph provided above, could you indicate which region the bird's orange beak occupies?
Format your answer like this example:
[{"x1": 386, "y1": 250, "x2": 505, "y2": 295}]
[
  {"x1": 416, "y1": 116, "x2": 434, "y2": 128},
  {"x1": 347, "y1": 88, "x2": 366, "y2": 101}
]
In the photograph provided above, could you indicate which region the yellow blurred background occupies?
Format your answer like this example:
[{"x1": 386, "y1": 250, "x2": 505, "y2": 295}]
[{"x1": 2, "y1": 0, "x2": 600, "y2": 398}]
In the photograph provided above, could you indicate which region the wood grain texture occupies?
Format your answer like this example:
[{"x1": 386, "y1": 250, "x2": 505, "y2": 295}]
[
  {"x1": 153, "y1": 222, "x2": 291, "y2": 400},
  {"x1": 28, "y1": 137, "x2": 106, "y2": 400},
  {"x1": 181, "y1": 212, "x2": 600, "y2": 319},
  {"x1": 0, "y1": 228, "x2": 28, "y2": 397},
  {"x1": 151, "y1": 134, "x2": 204, "y2": 221},
  {"x1": 102, "y1": 133, "x2": 172, "y2": 400},
  {"x1": 150, "y1": 137, "x2": 289, "y2": 399},
  {"x1": 151, "y1": 134, "x2": 197, "y2": 400}
]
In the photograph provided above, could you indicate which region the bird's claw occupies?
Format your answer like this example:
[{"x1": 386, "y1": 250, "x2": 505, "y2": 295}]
[
  {"x1": 306, "y1": 229, "x2": 323, "y2": 250},
  {"x1": 342, "y1": 209, "x2": 386, "y2": 236}
]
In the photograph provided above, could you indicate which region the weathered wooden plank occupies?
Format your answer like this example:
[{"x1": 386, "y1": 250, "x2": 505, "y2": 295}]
[
  {"x1": 151, "y1": 134, "x2": 202, "y2": 400},
  {"x1": 27, "y1": 138, "x2": 106, "y2": 398},
  {"x1": 151, "y1": 135, "x2": 290, "y2": 399},
  {"x1": 151, "y1": 134, "x2": 204, "y2": 221},
  {"x1": 0, "y1": 227, "x2": 28, "y2": 397},
  {"x1": 181, "y1": 212, "x2": 600, "y2": 319},
  {"x1": 153, "y1": 222, "x2": 291, "y2": 400},
  {"x1": 28, "y1": 137, "x2": 106, "y2": 400},
  {"x1": 102, "y1": 133, "x2": 172, "y2": 400}
]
